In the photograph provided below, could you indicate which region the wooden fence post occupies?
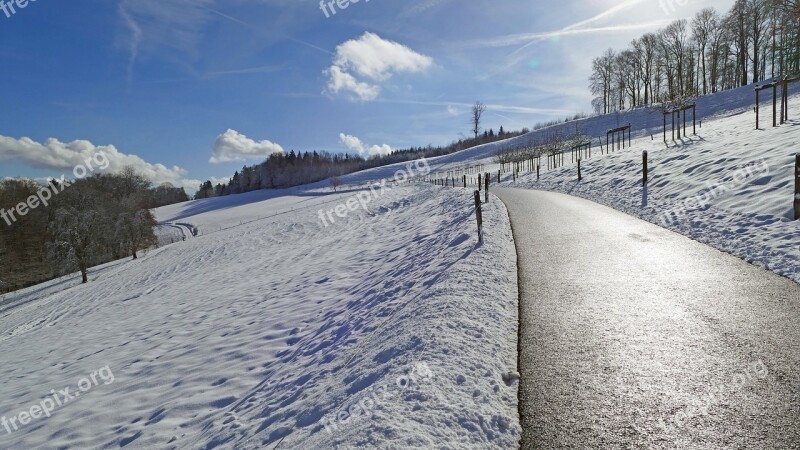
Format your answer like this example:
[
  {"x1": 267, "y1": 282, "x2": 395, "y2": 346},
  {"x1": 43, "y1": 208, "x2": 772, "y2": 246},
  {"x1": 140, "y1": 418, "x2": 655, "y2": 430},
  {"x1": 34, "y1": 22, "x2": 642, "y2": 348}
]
[
  {"x1": 784, "y1": 80, "x2": 789, "y2": 123},
  {"x1": 497, "y1": 170, "x2": 500, "y2": 184},
  {"x1": 672, "y1": 111, "x2": 676, "y2": 141},
  {"x1": 756, "y1": 88, "x2": 760, "y2": 129},
  {"x1": 536, "y1": 164, "x2": 540, "y2": 181},
  {"x1": 682, "y1": 108, "x2": 686, "y2": 137},
  {"x1": 781, "y1": 80, "x2": 786, "y2": 124},
  {"x1": 474, "y1": 190, "x2": 483, "y2": 243},
  {"x1": 478, "y1": 173, "x2": 483, "y2": 191},
  {"x1": 643, "y1": 151, "x2": 648, "y2": 186},
  {"x1": 577, "y1": 159, "x2": 582, "y2": 181},
  {"x1": 794, "y1": 154, "x2": 800, "y2": 221},
  {"x1": 773, "y1": 83, "x2": 778, "y2": 127},
  {"x1": 484, "y1": 173, "x2": 490, "y2": 203}
]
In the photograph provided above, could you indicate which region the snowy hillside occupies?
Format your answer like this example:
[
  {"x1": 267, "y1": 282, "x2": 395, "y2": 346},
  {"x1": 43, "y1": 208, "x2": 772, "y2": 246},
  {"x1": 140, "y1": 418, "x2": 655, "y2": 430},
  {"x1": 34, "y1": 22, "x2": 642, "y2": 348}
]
[
  {"x1": 1, "y1": 80, "x2": 798, "y2": 449},
  {"x1": 500, "y1": 101, "x2": 800, "y2": 283},
  {"x1": 419, "y1": 83, "x2": 800, "y2": 284},
  {"x1": 402, "y1": 83, "x2": 784, "y2": 170},
  {"x1": 0, "y1": 183, "x2": 520, "y2": 448}
]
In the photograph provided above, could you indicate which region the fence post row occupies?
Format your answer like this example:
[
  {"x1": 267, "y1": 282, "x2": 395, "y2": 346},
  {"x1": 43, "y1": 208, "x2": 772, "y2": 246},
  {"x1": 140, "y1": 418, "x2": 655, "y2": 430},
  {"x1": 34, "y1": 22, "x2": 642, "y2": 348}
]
[
  {"x1": 606, "y1": 125, "x2": 632, "y2": 151},
  {"x1": 663, "y1": 104, "x2": 696, "y2": 142},
  {"x1": 755, "y1": 82, "x2": 788, "y2": 129}
]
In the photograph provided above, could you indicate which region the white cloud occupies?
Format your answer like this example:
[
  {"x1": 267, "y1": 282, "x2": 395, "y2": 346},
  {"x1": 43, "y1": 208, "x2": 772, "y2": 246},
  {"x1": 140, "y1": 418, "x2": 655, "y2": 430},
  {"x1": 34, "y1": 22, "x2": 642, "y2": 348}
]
[
  {"x1": 325, "y1": 33, "x2": 433, "y2": 101},
  {"x1": 0, "y1": 134, "x2": 200, "y2": 192},
  {"x1": 209, "y1": 129, "x2": 284, "y2": 164},
  {"x1": 332, "y1": 32, "x2": 434, "y2": 81},
  {"x1": 325, "y1": 66, "x2": 380, "y2": 102},
  {"x1": 368, "y1": 144, "x2": 393, "y2": 157},
  {"x1": 339, "y1": 133, "x2": 393, "y2": 158}
]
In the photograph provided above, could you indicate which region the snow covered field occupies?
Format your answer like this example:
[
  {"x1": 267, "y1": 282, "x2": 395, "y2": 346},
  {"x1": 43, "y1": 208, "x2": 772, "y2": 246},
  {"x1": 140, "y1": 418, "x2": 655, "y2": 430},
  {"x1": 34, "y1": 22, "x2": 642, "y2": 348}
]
[
  {"x1": 0, "y1": 182, "x2": 520, "y2": 448},
  {"x1": 1, "y1": 80, "x2": 797, "y2": 449}
]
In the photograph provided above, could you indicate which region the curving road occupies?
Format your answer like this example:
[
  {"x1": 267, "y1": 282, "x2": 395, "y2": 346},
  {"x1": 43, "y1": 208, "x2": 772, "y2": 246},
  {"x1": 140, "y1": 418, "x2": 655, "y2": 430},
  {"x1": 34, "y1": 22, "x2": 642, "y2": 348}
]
[{"x1": 493, "y1": 188, "x2": 800, "y2": 450}]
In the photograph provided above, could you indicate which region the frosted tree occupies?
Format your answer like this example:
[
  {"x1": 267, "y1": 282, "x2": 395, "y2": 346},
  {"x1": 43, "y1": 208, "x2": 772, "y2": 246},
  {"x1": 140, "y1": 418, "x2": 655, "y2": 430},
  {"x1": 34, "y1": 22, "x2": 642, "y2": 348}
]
[
  {"x1": 116, "y1": 205, "x2": 157, "y2": 260},
  {"x1": 47, "y1": 204, "x2": 105, "y2": 284}
]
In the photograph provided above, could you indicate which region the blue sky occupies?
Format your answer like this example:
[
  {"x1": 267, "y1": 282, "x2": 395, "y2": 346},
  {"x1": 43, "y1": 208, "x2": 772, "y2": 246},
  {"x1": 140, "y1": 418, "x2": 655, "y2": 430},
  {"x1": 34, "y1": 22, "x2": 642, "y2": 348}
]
[{"x1": 0, "y1": 0, "x2": 733, "y2": 192}]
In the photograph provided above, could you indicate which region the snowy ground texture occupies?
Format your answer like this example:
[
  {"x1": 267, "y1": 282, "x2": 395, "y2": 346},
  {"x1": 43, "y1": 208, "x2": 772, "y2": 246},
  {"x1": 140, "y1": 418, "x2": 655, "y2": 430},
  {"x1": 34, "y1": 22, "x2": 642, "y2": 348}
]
[
  {"x1": 0, "y1": 181, "x2": 520, "y2": 448},
  {"x1": 424, "y1": 84, "x2": 800, "y2": 284},
  {"x1": 2, "y1": 81, "x2": 796, "y2": 449}
]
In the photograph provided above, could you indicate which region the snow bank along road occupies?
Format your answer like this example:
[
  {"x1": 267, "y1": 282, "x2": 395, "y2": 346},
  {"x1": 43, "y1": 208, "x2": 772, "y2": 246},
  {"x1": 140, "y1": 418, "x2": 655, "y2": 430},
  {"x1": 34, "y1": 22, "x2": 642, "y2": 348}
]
[
  {"x1": 0, "y1": 184, "x2": 521, "y2": 449},
  {"x1": 494, "y1": 188, "x2": 800, "y2": 449}
]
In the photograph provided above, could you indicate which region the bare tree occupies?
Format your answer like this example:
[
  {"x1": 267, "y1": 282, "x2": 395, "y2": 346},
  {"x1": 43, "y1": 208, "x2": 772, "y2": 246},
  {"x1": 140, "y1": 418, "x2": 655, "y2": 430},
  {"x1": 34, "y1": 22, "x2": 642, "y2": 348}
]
[
  {"x1": 590, "y1": 49, "x2": 616, "y2": 113},
  {"x1": 693, "y1": 8, "x2": 718, "y2": 95},
  {"x1": 471, "y1": 102, "x2": 487, "y2": 139},
  {"x1": 587, "y1": 0, "x2": 798, "y2": 111},
  {"x1": 330, "y1": 176, "x2": 342, "y2": 192}
]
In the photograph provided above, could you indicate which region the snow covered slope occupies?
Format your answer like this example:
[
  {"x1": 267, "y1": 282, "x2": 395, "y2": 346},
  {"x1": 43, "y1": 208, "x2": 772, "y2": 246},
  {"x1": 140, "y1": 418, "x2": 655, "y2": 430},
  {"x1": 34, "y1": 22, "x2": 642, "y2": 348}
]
[
  {"x1": 2, "y1": 80, "x2": 797, "y2": 450},
  {"x1": 0, "y1": 184, "x2": 520, "y2": 449},
  {"x1": 418, "y1": 83, "x2": 800, "y2": 284},
  {"x1": 495, "y1": 96, "x2": 800, "y2": 284}
]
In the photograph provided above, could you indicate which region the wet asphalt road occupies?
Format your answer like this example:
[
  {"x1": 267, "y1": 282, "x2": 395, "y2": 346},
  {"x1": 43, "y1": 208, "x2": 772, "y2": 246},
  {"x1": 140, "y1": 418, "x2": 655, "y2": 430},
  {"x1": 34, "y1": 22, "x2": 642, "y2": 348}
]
[{"x1": 493, "y1": 188, "x2": 800, "y2": 450}]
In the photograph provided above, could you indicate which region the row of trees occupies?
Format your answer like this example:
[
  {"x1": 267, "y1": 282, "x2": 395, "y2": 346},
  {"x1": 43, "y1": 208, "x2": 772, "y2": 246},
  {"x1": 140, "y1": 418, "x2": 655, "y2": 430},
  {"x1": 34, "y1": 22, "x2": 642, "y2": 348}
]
[
  {"x1": 590, "y1": 0, "x2": 800, "y2": 113},
  {"x1": 0, "y1": 169, "x2": 184, "y2": 293},
  {"x1": 195, "y1": 125, "x2": 529, "y2": 199},
  {"x1": 495, "y1": 128, "x2": 590, "y2": 169}
]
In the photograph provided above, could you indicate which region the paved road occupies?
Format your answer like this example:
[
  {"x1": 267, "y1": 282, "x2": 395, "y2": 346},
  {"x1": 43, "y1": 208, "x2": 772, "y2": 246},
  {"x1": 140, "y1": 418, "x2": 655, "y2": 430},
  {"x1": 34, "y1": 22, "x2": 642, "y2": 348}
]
[{"x1": 493, "y1": 188, "x2": 800, "y2": 450}]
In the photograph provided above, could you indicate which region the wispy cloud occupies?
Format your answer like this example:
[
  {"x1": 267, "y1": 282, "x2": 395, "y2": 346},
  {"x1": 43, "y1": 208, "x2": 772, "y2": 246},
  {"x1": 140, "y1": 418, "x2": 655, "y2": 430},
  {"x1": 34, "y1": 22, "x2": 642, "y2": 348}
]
[
  {"x1": 562, "y1": 0, "x2": 646, "y2": 32},
  {"x1": 374, "y1": 98, "x2": 572, "y2": 116},
  {"x1": 400, "y1": 0, "x2": 454, "y2": 18},
  {"x1": 472, "y1": 0, "x2": 667, "y2": 79},
  {"x1": 471, "y1": 0, "x2": 650, "y2": 49},
  {"x1": 117, "y1": 0, "x2": 332, "y2": 84},
  {"x1": 118, "y1": 3, "x2": 142, "y2": 83},
  {"x1": 203, "y1": 65, "x2": 286, "y2": 79},
  {"x1": 478, "y1": 21, "x2": 668, "y2": 49},
  {"x1": 117, "y1": 0, "x2": 215, "y2": 81}
]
